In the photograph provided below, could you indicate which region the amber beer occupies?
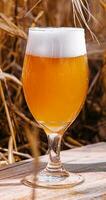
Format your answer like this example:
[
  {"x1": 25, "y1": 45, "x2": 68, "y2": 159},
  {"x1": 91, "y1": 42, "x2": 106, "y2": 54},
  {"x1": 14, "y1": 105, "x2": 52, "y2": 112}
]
[{"x1": 23, "y1": 28, "x2": 88, "y2": 134}]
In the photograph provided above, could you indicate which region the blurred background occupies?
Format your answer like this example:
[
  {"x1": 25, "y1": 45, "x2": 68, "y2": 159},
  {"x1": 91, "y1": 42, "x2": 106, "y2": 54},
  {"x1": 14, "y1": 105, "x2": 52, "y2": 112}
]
[{"x1": 0, "y1": 0, "x2": 106, "y2": 164}]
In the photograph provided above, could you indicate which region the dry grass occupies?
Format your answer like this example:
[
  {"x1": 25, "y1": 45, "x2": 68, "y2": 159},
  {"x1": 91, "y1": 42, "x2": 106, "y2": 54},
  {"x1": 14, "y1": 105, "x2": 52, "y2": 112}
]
[{"x1": 0, "y1": 1, "x2": 106, "y2": 189}]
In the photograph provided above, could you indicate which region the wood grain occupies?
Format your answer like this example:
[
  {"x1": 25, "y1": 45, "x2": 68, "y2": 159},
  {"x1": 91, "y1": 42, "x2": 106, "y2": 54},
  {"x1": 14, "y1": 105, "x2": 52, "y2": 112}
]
[{"x1": 0, "y1": 142, "x2": 106, "y2": 200}]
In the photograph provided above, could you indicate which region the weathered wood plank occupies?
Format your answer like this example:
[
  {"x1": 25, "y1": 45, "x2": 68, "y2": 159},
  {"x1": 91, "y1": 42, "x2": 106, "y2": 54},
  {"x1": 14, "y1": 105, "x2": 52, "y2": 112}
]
[{"x1": 0, "y1": 142, "x2": 106, "y2": 200}]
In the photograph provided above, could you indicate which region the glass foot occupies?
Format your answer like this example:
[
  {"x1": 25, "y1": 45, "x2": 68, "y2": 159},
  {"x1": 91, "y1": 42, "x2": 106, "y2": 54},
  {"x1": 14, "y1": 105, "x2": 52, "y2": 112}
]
[{"x1": 22, "y1": 169, "x2": 84, "y2": 188}]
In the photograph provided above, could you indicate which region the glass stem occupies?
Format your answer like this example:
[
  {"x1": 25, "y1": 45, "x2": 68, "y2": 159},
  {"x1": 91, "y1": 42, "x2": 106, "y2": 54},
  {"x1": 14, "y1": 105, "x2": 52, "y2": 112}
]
[{"x1": 46, "y1": 133, "x2": 62, "y2": 172}]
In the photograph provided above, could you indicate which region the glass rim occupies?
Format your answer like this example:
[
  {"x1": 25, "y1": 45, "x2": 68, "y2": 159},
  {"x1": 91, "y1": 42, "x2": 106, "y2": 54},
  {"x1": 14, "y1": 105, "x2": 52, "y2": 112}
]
[{"x1": 29, "y1": 27, "x2": 85, "y2": 32}]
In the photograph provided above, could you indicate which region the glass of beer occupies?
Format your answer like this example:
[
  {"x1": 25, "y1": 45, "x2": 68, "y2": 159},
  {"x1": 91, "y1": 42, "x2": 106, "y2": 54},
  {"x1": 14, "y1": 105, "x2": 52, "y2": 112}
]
[{"x1": 22, "y1": 27, "x2": 88, "y2": 188}]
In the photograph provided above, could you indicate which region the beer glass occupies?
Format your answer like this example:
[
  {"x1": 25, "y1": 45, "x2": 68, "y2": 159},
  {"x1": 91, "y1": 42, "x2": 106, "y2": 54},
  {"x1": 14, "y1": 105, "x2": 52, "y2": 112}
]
[{"x1": 22, "y1": 27, "x2": 88, "y2": 188}]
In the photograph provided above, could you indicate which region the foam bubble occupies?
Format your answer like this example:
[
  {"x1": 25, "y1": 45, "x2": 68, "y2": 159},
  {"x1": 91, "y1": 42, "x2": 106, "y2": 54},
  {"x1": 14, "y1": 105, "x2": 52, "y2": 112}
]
[{"x1": 26, "y1": 27, "x2": 86, "y2": 58}]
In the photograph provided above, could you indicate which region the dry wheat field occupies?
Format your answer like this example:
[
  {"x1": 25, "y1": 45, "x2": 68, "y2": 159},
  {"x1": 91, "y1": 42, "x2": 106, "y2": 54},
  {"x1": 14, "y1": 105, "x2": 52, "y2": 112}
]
[{"x1": 0, "y1": 0, "x2": 106, "y2": 166}]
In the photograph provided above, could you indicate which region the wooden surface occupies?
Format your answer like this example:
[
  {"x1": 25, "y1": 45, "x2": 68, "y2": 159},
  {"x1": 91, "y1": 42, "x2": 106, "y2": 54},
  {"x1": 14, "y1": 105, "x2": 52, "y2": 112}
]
[{"x1": 0, "y1": 142, "x2": 106, "y2": 200}]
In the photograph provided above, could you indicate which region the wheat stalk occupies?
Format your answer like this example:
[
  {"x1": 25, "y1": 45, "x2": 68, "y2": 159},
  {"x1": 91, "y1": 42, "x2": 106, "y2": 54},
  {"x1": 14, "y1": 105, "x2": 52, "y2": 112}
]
[
  {"x1": 0, "y1": 13, "x2": 27, "y2": 39},
  {"x1": 72, "y1": 0, "x2": 99, "y2": 43},
  {"x1": 24, "y1": 0, "x2": 42, "y2": 17},
  {"x1": 0, "y1": 72, "x2": 22, "y2": 86},
  {"x1": 0, "y1": 81, "x2": 17, "y2": 152},
  {"x1": 8, "y1": 136, "x2": 15, "y2": 164}
]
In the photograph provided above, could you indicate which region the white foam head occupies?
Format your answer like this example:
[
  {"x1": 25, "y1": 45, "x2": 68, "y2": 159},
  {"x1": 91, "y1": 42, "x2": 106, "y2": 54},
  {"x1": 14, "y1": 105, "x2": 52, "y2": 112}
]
[{"x1": 26, "y1": 27, "x2": 86, "y2": 58}]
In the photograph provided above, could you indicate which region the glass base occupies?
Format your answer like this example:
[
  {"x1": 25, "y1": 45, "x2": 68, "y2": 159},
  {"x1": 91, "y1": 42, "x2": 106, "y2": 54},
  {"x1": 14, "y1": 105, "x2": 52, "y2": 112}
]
[{"x1": 22, "y1": 169, "x2": 84, "y2": 188}]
